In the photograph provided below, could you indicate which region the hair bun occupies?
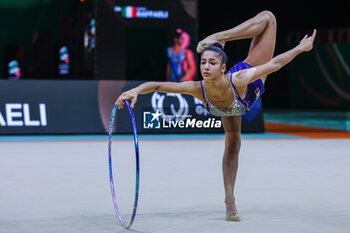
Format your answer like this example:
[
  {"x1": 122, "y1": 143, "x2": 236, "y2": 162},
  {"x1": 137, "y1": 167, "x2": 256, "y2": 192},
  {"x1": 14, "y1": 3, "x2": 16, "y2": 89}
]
[{"x1": 212, "y1": 42, "x2": 223, "y2": 49}]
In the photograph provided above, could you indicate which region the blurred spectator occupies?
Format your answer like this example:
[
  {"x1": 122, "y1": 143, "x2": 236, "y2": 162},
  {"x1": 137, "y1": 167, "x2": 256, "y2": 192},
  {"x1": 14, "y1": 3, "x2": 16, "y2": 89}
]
[{"x1": 166, "y1": 28, "x2": 196, "y2": 82}]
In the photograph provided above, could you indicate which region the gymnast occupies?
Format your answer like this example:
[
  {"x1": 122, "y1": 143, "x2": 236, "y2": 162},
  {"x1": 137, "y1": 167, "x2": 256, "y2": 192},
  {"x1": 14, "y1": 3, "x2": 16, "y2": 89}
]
[{"x1": 116, "y1": 11, "x2": 317, "y2": 221}]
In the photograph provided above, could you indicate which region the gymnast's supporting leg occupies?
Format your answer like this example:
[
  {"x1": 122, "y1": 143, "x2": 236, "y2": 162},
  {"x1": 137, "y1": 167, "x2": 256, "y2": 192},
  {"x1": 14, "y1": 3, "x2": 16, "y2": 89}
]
[
  {"x1": 220, "y1": 12, "x2": 276, "y2": 221},
  {"x1": 221, "y1": 116, "x2": 242, "y2": 221}
]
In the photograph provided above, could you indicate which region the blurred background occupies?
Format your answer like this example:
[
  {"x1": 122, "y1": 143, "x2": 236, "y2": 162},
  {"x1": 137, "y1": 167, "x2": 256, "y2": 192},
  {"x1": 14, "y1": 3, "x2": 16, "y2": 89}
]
[{"x1": 0, "y1": 0, "x2": 349, "y2": 134}]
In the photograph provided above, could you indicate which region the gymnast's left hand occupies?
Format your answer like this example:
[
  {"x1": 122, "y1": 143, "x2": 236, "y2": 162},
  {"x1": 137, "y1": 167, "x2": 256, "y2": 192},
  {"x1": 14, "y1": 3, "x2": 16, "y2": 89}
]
[
  {"x1": 115, "y1": 90, "x2": 138, "y2": 109},
  {"x1": 298, "y1": 29, "x2": 317, "y2": 52}
]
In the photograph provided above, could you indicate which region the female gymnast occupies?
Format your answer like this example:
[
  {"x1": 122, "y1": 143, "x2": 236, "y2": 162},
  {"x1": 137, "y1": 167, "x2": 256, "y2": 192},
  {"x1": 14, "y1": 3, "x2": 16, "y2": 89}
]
[{"x1": 116, "y1": 11, "x2": 317, "y2": 221}]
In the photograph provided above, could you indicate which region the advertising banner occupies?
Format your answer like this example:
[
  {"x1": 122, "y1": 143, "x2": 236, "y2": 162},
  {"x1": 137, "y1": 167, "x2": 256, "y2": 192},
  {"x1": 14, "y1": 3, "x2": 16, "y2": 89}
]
[
  {"x1": 0, "y1": 80, "x2": 104, "y2": 134},
  {"x1": 0, "y1": 80, "x2": 264, "y2": 134}
]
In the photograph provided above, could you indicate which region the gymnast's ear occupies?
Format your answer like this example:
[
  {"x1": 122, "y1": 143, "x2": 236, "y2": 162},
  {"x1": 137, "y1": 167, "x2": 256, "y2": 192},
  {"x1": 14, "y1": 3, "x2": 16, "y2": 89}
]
[{"x1": 221, "y1": 63, "x2": 226, "y2": 73}]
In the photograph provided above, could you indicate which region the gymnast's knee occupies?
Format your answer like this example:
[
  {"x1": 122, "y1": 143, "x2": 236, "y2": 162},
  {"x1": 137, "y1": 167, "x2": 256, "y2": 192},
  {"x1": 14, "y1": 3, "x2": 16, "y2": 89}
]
[
  {"x1": 259, "y1": 10, "x2": 276, "y2": 25},
  {"x1": 224, "y1": 133, "x2": 241, "y2": 155}
]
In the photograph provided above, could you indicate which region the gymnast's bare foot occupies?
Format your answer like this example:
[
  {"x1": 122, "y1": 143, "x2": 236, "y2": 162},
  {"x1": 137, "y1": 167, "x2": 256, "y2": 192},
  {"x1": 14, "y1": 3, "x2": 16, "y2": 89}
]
[{"x1": 225, "y1": 200, "x2": 240, "y2": 221}]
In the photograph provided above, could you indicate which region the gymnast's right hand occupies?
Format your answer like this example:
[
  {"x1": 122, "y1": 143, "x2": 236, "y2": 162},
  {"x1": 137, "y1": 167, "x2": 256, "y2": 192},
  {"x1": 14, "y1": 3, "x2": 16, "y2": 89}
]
[{"x1": 115, "y1": 90, "x2": 138, "y2": 109}]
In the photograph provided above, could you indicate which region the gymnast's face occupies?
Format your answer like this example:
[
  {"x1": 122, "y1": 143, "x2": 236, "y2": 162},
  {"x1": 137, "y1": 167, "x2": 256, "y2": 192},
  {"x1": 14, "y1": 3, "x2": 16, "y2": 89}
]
[{"x1": 200, "y1": 51, "x2": 226, "y2": 80}]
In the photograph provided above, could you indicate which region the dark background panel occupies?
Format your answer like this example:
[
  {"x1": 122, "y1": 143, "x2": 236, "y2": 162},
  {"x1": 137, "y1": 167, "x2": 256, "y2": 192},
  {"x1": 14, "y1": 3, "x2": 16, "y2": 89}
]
[
  {"x1": 198, "y1": 2, "x2": 350, "y2": 108},
  {"x1": 0, "y1": 1, "x2": 349, "y2": 109},
  {"x1": 126, "y1": 27, "x2": 167, "y2": 81}
]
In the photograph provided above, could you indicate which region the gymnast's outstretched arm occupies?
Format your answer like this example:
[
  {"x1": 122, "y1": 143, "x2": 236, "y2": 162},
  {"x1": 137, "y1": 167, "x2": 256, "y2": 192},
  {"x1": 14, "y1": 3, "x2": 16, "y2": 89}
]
[
  {"x1": 231, "y1": 29, "x2": 317, "y2": 87},
  {"x1": 115, "y1": 81, "x2": 201, "y2": 109}
]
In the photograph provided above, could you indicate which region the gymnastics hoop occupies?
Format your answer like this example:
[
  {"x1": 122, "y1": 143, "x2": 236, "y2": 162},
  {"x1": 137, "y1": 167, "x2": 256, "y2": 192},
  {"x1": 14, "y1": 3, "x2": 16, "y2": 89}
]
[{"x1": 108, "y1": 100, "x2": 140, "y2": 229}]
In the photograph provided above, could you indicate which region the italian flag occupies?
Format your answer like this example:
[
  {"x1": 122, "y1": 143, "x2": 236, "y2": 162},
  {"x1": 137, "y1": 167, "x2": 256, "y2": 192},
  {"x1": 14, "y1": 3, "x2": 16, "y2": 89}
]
[{"x1": 122, "y1": 6, "x2": 137, "y2": 18}]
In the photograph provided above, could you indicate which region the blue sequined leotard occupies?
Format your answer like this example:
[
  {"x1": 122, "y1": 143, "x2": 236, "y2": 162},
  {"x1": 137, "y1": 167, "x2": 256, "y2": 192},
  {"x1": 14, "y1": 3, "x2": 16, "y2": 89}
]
[{"x1": 200, "y1": 62, "x2": 265, "y2": 117}]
